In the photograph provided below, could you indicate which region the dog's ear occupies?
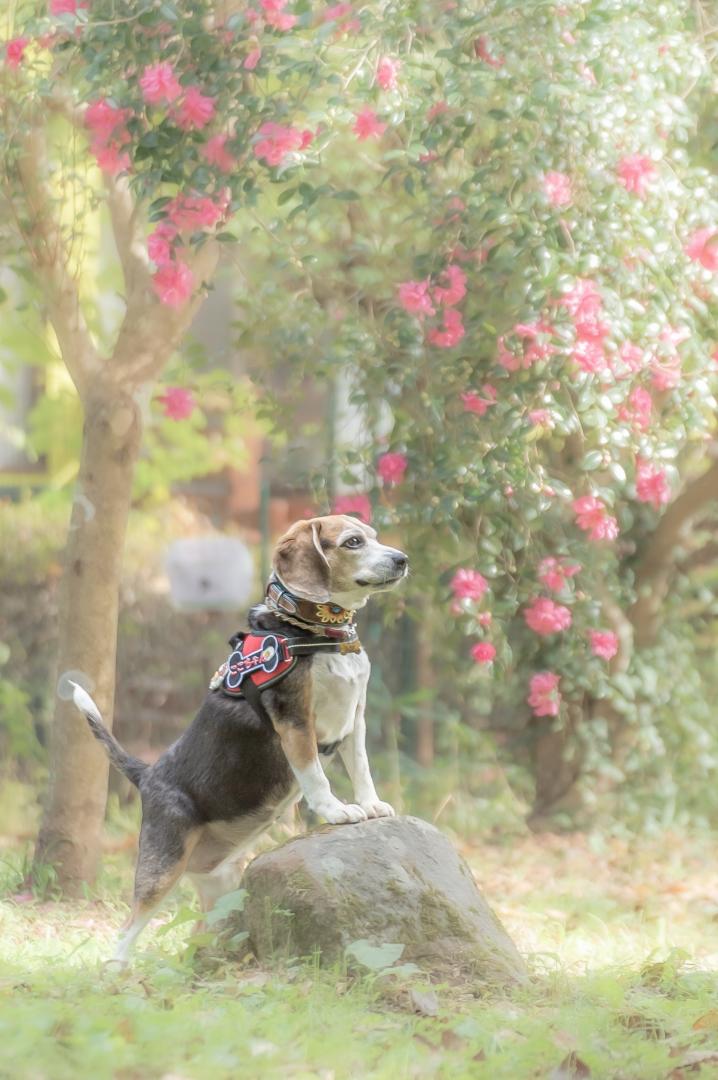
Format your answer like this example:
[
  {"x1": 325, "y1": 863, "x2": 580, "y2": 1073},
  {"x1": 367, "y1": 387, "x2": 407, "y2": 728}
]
[{"x1": 273, "y1": 521, "x2": 331, "y2": 602}]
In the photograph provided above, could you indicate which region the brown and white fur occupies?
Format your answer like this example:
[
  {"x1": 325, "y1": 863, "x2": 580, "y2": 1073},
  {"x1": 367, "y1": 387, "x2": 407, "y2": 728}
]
[{"x1": 71, "y1": 515, "x2": 408, "y2": 963}]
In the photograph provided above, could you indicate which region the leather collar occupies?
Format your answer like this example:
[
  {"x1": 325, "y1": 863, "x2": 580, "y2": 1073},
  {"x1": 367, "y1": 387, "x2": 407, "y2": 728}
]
[{"x1": 265, "y1": 574, "x2": 357, "y2": 640}]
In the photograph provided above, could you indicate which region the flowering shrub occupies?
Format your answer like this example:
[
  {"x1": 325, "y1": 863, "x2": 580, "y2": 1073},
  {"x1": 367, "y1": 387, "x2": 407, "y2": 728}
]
[{"x1": 225, "y1": 0, "x2": 718, "y2": 816}]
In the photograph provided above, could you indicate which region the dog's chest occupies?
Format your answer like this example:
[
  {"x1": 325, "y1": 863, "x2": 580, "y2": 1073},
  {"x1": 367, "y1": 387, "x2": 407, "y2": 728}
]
[{"x1": 310, "y1": 649, "x2": 370, "y2": 744}]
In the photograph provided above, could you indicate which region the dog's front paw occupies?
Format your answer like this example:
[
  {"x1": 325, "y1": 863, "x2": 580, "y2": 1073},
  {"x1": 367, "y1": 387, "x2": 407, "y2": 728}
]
[
  {"x1": 360, "y1": 800, "x2": 395, "y2": 819},
  {"x1": 315, "y1": 798, "x2": 368, "y2": 825}
]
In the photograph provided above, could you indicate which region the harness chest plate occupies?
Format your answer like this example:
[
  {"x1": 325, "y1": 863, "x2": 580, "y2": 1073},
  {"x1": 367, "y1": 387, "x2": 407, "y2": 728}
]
[{"x1": 210, "y1": 632, "x2": 296, "y2": 696}]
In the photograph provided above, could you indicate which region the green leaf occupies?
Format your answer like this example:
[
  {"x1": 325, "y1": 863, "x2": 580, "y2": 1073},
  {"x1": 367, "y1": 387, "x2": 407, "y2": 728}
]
[{"x1": 345, "y1": 940, "x2": 405, "y2": 972}]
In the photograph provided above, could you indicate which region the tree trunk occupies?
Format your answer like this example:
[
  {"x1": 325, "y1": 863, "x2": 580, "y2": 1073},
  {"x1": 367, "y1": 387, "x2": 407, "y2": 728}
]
[
  {"x1": 34, "y1": 380, "x2": 142, "y2": 895},
  {"x1": 528, "y1": 702, "x2": 586, "y2": 827}
]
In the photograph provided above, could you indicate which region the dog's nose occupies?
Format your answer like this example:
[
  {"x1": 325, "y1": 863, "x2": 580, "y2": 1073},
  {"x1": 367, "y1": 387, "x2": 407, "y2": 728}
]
[{"x1": 392, "y1": 552, "x2": 408, "y2": 571}]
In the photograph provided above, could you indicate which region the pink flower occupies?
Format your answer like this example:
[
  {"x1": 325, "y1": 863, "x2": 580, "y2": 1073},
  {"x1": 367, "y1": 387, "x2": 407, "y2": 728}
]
[
  {"x1": 572, "y1": 338, "x2": 609, "y2": 375},
  {"x1": 201, "y1": 133, "x2": 235, "y2": 172},
  {"x1": 538, "y1": 557, "x2": 581, "y2": 592},
  {"x1": 451, "y1": 569, "x2": 488, "y2": 601},
  {"x1": 261, "y1": 0, "x2": 297, "y2": 29},
  {"x1": 528, "y1": 672, "x2": 561, "y2": 717},
  {"x1": 5, "y1": 37, "x2": 29, "y2": 69},
  {"x1": 152, "y1": 261, "x2": 194, "y2": 308},
  {"x1": 353, "y1": 107, "x2": 386, "y2": 140},
  {"x1": 324, "y1": 3, "x2": 353, "y2": 19},
  {"x1": 471, "y1": 642, "x2": 496, "y2": 664},
  {"x1": 617, "y1": 154, "x2": 656, "y2": 197},
  {"x1": 529, "y1": 409, "x2": 554, "y2": 428},
  {"x1": 157, "y1": 386, "x2": 195, "y2": 420},
  {"x1": 254, "y1": 121, "x2": 305, "y2": 166},
  {"x1": 333, "y1": 494, "x2": 372, "y2": 523},
  {"x1": 166, "y1": 194, "x2": 225, "y2": 233},
  {"x1": 377, "y1": 452, "x2": 407, "y2": 485},
  {"x1": 427, "y1": 101, "x2": 450, "y2": 121},
  {"x1": 85, "y1": 99, "x2": 129, "y2": 139},
  {"x1": 635, "y1": 458, "x2": 670, "y2": 509},
  {"x1": 140, "y1": 62, "x2": 182, "y2": 105},
  {"x1": 174, "y1": 86, "x2": 216, "y2": 131},
  {"x1": 147, "y1": 222, "x2": 176, "y2": 266},
  {"x1": 589, "y1": 630, "x2": 619, "y2": 661},
  {"x1": 572, "y1": 495, "x2": 619, "y2": 541},
  {"x1": 376, "y1": 56, "x2": 400, "y2": 90},
  {"x1": 461, "y1": 385, "x2": 497, "y2": 415},
  {"x1": 685, "y1": 228, "x2": 718, "y2": 271},
  {"x1": 474, "y1": 35, "x2": 504, "y2": 68},
  {"x1": 50, "y1": 0, "x2": 82, "y2": 13},
  {"x1": 92, "y1": 138, "x2": 131, "y2": 175},
  {"x1": 650, "y1": 353, "x2": 682, "y2": 391},
  {"x1": 524, "y1": 597, "x2": 572, "y2": 636},
  {"x1": 244, "y1": 47, "x2": 262, "y2": 70},
  {"x1": 558, "y1": 279, "x2": 603, "y2": 320},
  {"x1": 428, "y1": 308, "x2": 464, "y2": 348},
  {"x1": 398, "y1": 279, "x2": 435, "y2": 318},
  {"x1": 616, "y1": 341, "x2": 645, "y2": 377},
  {"x1": 543, "y1": 171, "x2": 572, "y2": 207},
  {"x1": 618, "y1": 385, "x2": 652, "y2": 431},
  {"x1": 432, "y1": 264, "x2": 467, "y2": 307}
]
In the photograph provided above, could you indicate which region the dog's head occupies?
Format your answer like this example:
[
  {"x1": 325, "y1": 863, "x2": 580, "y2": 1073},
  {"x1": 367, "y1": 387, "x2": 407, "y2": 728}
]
[{"x1": 272, "y1": 515, "x2": 408, "y2": 608}]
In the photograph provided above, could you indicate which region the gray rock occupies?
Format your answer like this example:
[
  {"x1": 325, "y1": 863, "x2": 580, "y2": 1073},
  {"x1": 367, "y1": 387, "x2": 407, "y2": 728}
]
[{"x1": 231, "y1": 815, "x2": 527, "y2": 985}]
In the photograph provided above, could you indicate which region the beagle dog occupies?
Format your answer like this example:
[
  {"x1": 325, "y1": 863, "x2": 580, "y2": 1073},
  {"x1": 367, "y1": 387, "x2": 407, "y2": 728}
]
[{"x1": 71, "y1": 515, "x2": 408, "y2": 963}]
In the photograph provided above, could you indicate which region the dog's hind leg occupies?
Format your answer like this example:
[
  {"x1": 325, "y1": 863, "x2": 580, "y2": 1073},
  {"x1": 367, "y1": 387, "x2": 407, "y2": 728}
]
[{"x1": 113, "y1": 807, "x2": 201, "y2": 965}]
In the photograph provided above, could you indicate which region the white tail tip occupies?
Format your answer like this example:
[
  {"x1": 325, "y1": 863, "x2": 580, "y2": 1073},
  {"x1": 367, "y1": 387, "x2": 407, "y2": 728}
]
[{"x1": 69, "y1": 680, "x2": 102, "y2": 723}]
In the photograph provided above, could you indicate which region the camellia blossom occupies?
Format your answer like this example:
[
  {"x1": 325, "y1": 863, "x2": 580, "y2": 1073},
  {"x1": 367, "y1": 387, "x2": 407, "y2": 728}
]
[
  {"x1": 147, "y1": 222, "x2": 176, "y2": 266},
  {"x1": 524, "y1": 597, "x2": 572, "y2": 635},
  {"x1": 333, "y1": 493, "x2": 371, "y2": 523},
  {"x1": 50, "y1": 0, "x2": 83, "y2": 13},
  {"x1": 538, "y1": 557, "x2": 581, "y2": 592},
  {"x1": 589, "y1": 630, "x2": 619, "y2": 661},
  {"x1": 461, "y1": 385, "x2": 497, "y2": 416},
  {"x1": 376, "y1": 56, "x2": 400, "y2": 90},
  {"x1": 174, "y1": 86, "x2": 216, "y2": 131},
  {"x1": 6, "y1": 37, "x2": 29, "y2": 68},
  {"x1": 353, "y1": 107, "x2": 386, "y2": 140},
  {"x1": 451, "y1": 568, "x2": 488, "y2": 601},
  {"x1": 471, "y1": 642, "x2": 496, "y2": 664},
  {"x1": 528, "y1": 672, "x2": 561, "y2": 717},
  {"x1": 543, "y1": 171, "x2": 572, "y2": 207},
  {"x1": 166, "y1": 193, "x2": 225, "y2": 233},
  {"x1": 201, "y1": 133, "x2": 235, "y2": 172},
  {"x1": 558, "y1": 278, "x2": 603, "y2": 320},
  {"x1": 428, "y1": 308, "x2": 464, "y2": 348},
  {"x1": 152, "y1": 261, "x2": 194, "y2": 308},
  {"x1": 635, "y1": 458, "x2": 671, "y2": 509},
  {"x1": 157, "y1": 387, "x2": 195, "y2": 421},
  {"x1": 616, "y1": 341, "x2": 645, "y2": 377},
  {"x1": 685, "y1": 228, "x2": 718, "y2": 271},
  {"x1": 650, "y1": 353, "x2": 682, "y2": 392},
  {"x1": 92, "y1": 137, "x2": 131, "y2": 175},
  {"x1": 253, "y1": 121, "x2": 306, "y2": 165},
  {"x1": 140, "y1": 62, "x2": 182, "y2": 105},
  {"x1": 618, "y1": 385, "x2": 652, "y2": 431},
  {"x1": 529, "y1": 409, "x2": 554, "y2": 428},
  {"x1": 244, "y1": 47, "x2": 262, "y2": 70},
  {"x1": 377, "y1": 451, "x2": 407, "y2": 484},
  {"x1": 398, "y1": 279, "x2": 435, "y2": 318},
  {"x1": 432, "y1": 264, "x2": 467, "y2": 307},
  {"x1": 261, "y1": 0, "x2": 297, "y2": 30},
  {"x1": 85, "y1": 99, "x2": 129, "y2": 139},
  {"x1": 572, "y1": 338, "x2": 609, "y2": 375},
  {"x1": 572, "y1": 495, "x2": 619, "y2": 541},
  {"x1": 617, "y1": 154, "x2": 656, "y2": 197}
]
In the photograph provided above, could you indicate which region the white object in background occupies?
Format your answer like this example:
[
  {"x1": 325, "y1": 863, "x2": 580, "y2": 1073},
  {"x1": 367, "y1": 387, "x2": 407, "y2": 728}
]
[{"x1": 165, "y1": 536, "x2": 254, "y2": 611}]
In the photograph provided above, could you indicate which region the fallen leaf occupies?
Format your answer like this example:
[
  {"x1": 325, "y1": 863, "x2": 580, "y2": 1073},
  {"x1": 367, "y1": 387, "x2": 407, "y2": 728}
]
[
  {"x1": 549, "y1": 1051, "x2": 592, "y2": 1079},
  {"x1": 440, "y1": 1029, "x2": 466, "y2": 1051},
  {"x1": 692, "y1": 1010, "x2": 718, "y2": 1031},
  {"x1": 409, "y1": 988, "x2": 439, "y2": 1017}
]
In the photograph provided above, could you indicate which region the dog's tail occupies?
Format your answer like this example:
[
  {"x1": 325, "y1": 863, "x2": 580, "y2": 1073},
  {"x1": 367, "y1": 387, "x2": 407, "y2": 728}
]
[{"x1": 70, "y1": 681, "x2": 148, "y2": 788}]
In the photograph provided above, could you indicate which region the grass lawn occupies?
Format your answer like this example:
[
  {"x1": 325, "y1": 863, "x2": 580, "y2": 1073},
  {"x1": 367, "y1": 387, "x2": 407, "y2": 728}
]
[{"x1": 1, "y1": 818, "x2": 718, "y2": 1079}]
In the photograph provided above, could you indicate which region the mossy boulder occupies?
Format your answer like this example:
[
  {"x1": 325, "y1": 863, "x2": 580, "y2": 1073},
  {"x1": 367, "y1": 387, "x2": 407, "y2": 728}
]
[{"x1": 232, "y1": 815, "x2": 527, "y2": 985}]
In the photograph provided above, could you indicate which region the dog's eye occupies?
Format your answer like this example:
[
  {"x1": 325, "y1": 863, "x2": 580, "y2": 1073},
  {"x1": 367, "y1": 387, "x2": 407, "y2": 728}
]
[{"x1": 342, "y1": 536, "x2": 364, "y2": 549}]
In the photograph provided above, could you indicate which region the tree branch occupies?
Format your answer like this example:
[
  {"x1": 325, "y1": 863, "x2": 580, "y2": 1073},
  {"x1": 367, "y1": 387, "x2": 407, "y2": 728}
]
[
  {"x1": 112, "y1": 240, "x2": 221, "y2": 385},
  {"x1": 16, "y1": 126, "x2": 100, "y2": 398},
  {"x1": 104, "y1": 174, "x2": 153, "y2": 300},
  {"x1": 630, "y1": 454, "x2": 718, "y2": 644}
]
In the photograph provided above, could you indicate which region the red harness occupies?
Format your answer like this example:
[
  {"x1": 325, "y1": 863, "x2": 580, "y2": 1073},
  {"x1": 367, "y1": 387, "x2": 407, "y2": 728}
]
[{"x1": 210, "y1": 633, "x2": 296, "y2": 696}]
